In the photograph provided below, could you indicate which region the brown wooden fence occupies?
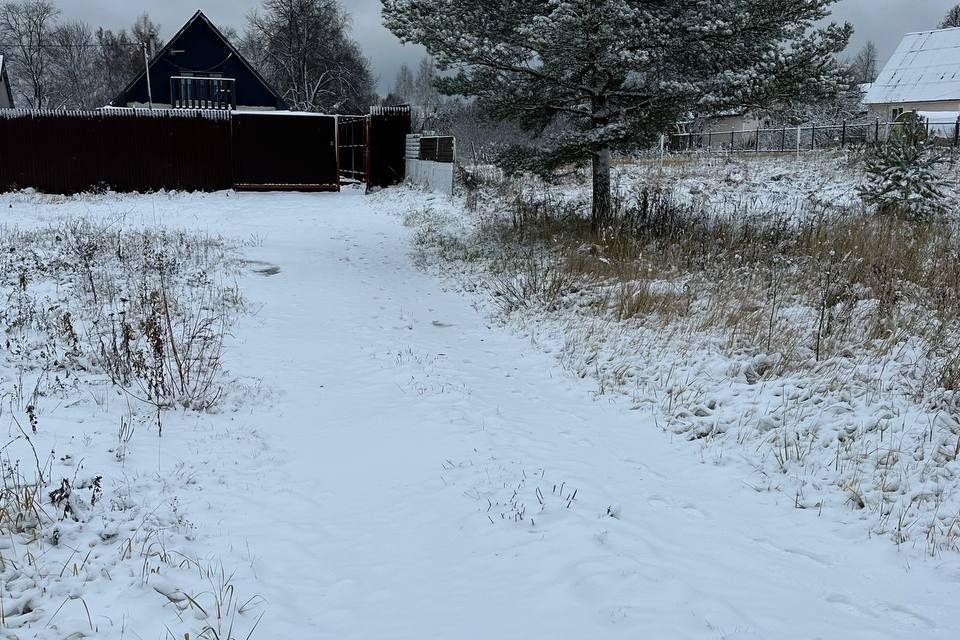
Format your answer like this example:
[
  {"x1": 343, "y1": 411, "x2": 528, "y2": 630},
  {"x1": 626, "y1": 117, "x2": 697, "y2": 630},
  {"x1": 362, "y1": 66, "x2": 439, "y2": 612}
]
[
  {"x1": 0, "y1": 107, "x2": 410, "y2": 194},
  {"x1": 0, "y1": 109, "x2": 342, "y2": 194},
  {"x1": 0, "y1": 109, "x2": 234, "y2": 193}
]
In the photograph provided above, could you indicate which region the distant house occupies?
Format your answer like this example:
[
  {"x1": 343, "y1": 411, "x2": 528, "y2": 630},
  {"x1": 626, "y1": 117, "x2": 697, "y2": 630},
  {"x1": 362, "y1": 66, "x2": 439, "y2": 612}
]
[
  {"x1": 865, "y1": 27, "x2": 960, "y2": 121},
  {"x1": 111, "y1": 10, "x2": 287, "y2": 111},
  {"x1": 0, "y1": 56, "x2": 14, "y2": 109},
  {"x1": 674, "y1": 109, "x2": 765, "y2": 135},
  {"x1": 703, "y1": 109, "x2": 765, "y2": 134}
]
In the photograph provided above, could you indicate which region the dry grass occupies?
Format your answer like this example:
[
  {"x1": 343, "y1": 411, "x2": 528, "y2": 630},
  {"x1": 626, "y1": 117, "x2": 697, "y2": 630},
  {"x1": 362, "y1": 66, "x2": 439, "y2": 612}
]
[
  {"x1": 412, "y1": 171, "x2": 960, "y2": 553},
  {"x1": 491, "y1": 184, "x2": 960, "y2": 387}
]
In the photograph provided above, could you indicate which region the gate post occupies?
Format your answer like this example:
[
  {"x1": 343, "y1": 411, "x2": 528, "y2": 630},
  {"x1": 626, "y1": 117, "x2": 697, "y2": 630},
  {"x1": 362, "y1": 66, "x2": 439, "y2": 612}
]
[{"x1": 334, "y1": 115, "x2": 341, "y2": 191}]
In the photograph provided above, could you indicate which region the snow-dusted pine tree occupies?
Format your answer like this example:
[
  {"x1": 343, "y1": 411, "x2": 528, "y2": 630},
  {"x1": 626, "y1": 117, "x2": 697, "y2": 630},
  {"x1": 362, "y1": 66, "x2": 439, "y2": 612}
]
[
  {"x1": 860, "y1": 114, "x2": 948, "y2": 218},
  {"x1": 382, "y1": 0, "x2": 852, "y2": 231}
]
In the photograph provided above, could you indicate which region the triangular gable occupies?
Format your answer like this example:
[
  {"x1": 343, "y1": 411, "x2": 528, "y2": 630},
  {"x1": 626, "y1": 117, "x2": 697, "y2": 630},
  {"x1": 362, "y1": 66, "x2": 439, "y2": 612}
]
[{"x1": 111, "y1": 10, "x2": 288, "y2": 110}]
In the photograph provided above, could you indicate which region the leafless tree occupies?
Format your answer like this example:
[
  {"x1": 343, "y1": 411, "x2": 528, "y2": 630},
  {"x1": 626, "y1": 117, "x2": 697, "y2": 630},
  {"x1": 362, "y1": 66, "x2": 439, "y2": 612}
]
[
  {"x1": 392, "y1": 62, "x2": 414, "y2": 102},
  {"x1": 848, "y1": 40, "x2": 879, "y2": 85},
  {"x1": 245, "y1": 0, "x2": 375, "y2": 113},
  {"x1": 0, "y1": 0, "x2": 59, "y2": 108},
  {"x1": 48, "y1": 20, "x2": 98, "y2": 108},
  {"x1": 413, "y1": 55, "x2": 439, "y2": 108}
]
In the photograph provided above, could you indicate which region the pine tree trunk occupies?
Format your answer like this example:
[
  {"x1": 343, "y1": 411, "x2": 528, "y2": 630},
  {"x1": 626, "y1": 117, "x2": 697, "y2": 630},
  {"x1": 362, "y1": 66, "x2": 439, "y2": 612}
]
[{"x1": 591, "y1": 147, "x2": 611, "y2": 233}]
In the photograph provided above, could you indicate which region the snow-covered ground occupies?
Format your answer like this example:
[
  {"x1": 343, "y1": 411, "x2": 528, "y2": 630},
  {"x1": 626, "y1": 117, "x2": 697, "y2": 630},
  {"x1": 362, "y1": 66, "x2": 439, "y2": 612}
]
[{"x1": 1, "y1": 187, "x2": 959, "y2": 639}]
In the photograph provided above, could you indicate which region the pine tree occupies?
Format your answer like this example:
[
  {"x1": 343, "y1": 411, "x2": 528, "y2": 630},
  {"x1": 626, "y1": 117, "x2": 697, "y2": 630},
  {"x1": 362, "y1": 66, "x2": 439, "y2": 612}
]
[
  {"x1": 383, "y1": 0, "x2": 852, "y2": 231},
  {"x1": 942, "y1": 5, "x2": 960, "y2": 29},
  {"x1": 860, "y1": 114, "x2": 947, "y2": 218}
]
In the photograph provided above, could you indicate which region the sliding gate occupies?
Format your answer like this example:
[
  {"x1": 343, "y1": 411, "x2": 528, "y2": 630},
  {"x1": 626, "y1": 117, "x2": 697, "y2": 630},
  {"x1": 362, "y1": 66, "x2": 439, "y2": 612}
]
[{"x1": 233, "y1": 112, "x2": 339, "y2": 191}]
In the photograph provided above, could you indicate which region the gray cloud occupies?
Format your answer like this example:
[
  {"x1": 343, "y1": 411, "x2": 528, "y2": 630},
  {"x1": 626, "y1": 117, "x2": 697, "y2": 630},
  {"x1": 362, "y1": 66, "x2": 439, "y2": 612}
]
[{"x1": 50, "y1": 0, "x2": 960, "y2": 93}]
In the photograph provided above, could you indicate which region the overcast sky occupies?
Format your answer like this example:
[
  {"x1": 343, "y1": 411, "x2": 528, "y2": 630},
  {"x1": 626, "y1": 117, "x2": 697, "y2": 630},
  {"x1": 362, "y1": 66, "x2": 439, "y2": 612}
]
[{"x1": 52, "y1": 0, "x2": 960, "y2": 93}]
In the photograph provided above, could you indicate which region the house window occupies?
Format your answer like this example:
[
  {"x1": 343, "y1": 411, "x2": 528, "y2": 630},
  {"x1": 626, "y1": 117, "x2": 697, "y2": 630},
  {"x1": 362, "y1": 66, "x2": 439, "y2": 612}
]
[{"x1": 892, "y1": 107, "x2": 904, "y2": 121}]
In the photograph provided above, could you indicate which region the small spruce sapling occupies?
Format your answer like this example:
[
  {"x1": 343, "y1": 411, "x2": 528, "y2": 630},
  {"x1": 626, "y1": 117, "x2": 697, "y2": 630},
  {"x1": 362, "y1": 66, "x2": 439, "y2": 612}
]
[{"x1": 860, "y1": 113, "x2": 948, "y2": 218}]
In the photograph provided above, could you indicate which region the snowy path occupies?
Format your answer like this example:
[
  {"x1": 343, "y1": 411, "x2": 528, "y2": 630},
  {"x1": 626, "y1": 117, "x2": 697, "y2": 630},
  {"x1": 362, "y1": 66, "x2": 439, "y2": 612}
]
[{"x1": 8, "y1": 189, "x2": 957, "y2": 638}]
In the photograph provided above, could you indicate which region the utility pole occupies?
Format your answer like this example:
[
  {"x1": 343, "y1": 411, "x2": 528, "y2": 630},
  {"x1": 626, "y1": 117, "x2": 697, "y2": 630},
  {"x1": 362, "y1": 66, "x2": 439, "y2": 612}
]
[{"x1": 142, "y1": 43, "x2": 154, "y2": 110}]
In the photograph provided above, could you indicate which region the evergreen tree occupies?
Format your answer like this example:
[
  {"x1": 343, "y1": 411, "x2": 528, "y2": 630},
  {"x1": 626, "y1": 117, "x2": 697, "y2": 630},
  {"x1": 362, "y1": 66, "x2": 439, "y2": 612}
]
[
  {"x1": 941, "y1": 5, "x2": 960, "y2": 29},
  {"x1": 860, "y1": 114, "x2": 947, "y2": 218},
  {"x1": 383, "y1": 0, "x2": 852, "y2": 231}
]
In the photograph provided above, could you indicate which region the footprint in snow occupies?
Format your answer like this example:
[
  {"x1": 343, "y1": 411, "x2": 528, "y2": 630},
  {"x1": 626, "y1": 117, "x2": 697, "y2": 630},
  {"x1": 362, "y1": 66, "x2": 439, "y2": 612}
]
[{"x1": 432, "y1": 320, "x2": 454, "y2": 328}]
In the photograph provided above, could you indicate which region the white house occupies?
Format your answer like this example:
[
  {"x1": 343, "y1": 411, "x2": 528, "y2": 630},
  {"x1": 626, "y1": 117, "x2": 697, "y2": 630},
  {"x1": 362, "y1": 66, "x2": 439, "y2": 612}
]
[
  {"x1": 0, "y1": 56, "x2": 14, "y2": 109},
  {"x1": 865, "y1": 27, "x2": 960, "y2": 121}
]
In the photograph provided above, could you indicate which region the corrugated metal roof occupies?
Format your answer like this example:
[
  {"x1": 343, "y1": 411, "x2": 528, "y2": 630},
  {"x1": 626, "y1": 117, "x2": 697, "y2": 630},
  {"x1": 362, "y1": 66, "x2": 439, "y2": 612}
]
[{"x1": 865, "y1": 28, "x2": 960, "y2": 105}]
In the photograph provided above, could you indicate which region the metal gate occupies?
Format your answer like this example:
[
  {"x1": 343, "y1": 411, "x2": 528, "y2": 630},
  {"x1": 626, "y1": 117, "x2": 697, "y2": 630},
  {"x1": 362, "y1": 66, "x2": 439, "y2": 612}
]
[
  {"x1": 337, "y1": 115, "x2": 368, "y2": 184},
  {"x1": 336, "y1": 106, "x2": 412, "y2": 188},
  {"x1": 233, "y1": 112, "x2": 339, "y2": 191}
]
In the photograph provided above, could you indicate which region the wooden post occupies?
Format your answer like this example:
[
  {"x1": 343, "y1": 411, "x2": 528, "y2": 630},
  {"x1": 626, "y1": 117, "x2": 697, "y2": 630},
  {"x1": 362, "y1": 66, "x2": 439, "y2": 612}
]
[
  {"x1": 730, "y1": 128, "x2": 735, "y2": 150},
  {"x1": 811, "y1": 123, "x2": 816, "y2": 150},
  {"x1": 841, "y1": 121, "x2": 846, "y2": 148},
  {"x1": 755, "y1": 127, "x2": 760, "y2": 153}
]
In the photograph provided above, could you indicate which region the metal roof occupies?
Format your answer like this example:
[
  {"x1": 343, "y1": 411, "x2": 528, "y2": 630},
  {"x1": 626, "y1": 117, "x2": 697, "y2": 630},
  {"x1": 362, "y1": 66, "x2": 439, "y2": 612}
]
[{"x1": 865, "y1": 27, "x2": 960, "y2": 105}]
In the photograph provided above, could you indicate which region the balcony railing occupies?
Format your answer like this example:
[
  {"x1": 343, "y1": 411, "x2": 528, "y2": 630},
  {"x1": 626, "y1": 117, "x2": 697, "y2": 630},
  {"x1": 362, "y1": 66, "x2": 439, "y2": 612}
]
[{"x1": 170, "y1": 76, "x2": 236, "y2": 110}]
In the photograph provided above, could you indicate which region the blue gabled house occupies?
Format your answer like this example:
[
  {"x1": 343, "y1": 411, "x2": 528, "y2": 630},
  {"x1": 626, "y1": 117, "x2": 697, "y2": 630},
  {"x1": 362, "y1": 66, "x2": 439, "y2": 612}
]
[{"x1": 111, "y1": 10, "x2": 287, "y2": 111}]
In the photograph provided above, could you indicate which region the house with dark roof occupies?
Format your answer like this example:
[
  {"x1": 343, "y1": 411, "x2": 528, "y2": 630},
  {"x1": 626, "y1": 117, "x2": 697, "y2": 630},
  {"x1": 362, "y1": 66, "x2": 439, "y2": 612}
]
[
  {"x1": 0, "y1": 56, "x2": 14, "y2": 109},
  {"x1": 865, "y1": 27, "x2": 960, "y2": 122},
  {"x1": 111, "y1": 10, "x2": 287, "y2": 111}
]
